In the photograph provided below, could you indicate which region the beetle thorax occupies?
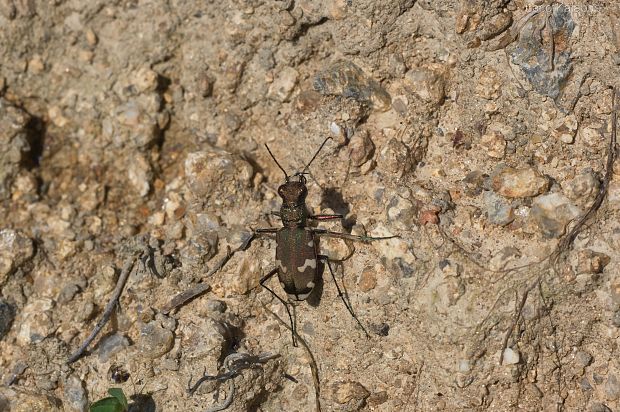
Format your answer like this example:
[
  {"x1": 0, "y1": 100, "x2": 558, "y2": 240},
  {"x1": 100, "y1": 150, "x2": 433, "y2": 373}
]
[{"x1": 278, "y1": 179, "x2": 308, "y2": 227}]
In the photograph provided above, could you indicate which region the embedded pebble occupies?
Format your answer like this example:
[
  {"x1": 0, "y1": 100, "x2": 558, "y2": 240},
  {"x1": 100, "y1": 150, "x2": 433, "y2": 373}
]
[
  {"x1": 377, "y1": 138, "x2": 413, "y2": 178},
  {"x1": 489, "y1": 246, "x2": 521, "y2": 272},
  {"x1": 97, "y1": 333, "x2": 130, "y2": 362},
  {"x1": 0, "y1": 88, "x2": 25, "y2": 138},
  {"x1": 605, "y1": 374, "x2": 620, "y2": 400},
  {"x1": 0, "y1": 229, "x2": 34, "y2": 280},
  {"x1": 184, "y1": 148, "x2": 253, "y2": 207},
  {"x1": 182, "y1": 318, "x2": 228, "y2": 364},
  {"x1": 132, "y1": 67, "x2": 159, "y2": 93},
  {"x1": 478, "y1": 11, "x2": 512, "y2": 41},
  {"x1": 127, "y1": 153, "x2": 152, "y2": 197},
  {"x1": 508, "y1": 6, "x2": 574, "y2": 99},
  {"x1": 63, "y1": 376, "x2": 88, "y2": 412},
  {"x1": 313, "y1": 60, "x2": 391, "y2": 111},
  {"x1": 576, "y1": 249, "x2": 610, "y2": 275},
  {"x1": 321, "y1": 236, "x2": 350, "y2": 261},
  {"x1": 349, "y1": 129, "x2": 375, "y2": 167},
  {"x1": 138, "y1": 321, "x2": 175, "y2": 359},
  {"x1": 476, "y1": 67, "x2": 502, "y2": 100},
  {"x1": 563, "y1": 170, "x2": 599, "y2": 204},
  {"x1": 17, "y1": 298, "x2": 55, "y2": 345},
  {"x1": 0, "y1": 299, "x2": 15, "y2": 339},
  {"x1": 267, "y1": 66, "x2": 298, "y2": 102},
  {"x1": 357, "y1": 266, "x2": 377, "y2": 292},
  {"x1": 479, "y1": 130, "x2": 506, "y2": 158},
  {"x1": 483, "y1": 191, "x2": 514, "y2": 226},
  {"x1": 579, "y1": 123, "x2": 604, "y2": 147},
  {"x1": 332, "y1": 380, "x2": 370, "y2": 405},
  {"x1": 575, "y1": 351, "x2": 593, "y2": 367},
  {"x1": 491, "y1": 166, "x2": 550, "y2": 198},
  {"x1": 591, "y1": 403, "x2": 612, "y2": 412},
  {"x1": 0, "y1": 388, "x2": 62, "y2": 411},
  {"x1": 206, "y1": 299, "x2": 227, "y2": 313},
  {"x1": 404, "y1": 66, "x2": 446, "y2": 106},
  {"x1": 530, "y1": 193, "x2": 580, "y2": 238},
  {"x1": 502, "y1": 347, "x2": 520, "y2": 365},
  {"x1": 551, "y1": 114, "x2": 578, "y2": 144}
]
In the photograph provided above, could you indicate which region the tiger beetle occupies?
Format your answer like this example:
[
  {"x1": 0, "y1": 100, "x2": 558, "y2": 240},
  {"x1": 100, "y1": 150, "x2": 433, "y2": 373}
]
[{"x1": 255, "y1": 137, "x2": 397, "y2": 346}]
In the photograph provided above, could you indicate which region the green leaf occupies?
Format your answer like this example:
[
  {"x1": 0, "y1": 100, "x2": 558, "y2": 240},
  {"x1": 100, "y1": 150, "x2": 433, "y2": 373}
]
[
  {"x1": 89, "y1": 397, "x2": 124, "y2": 412},
  {"x1": 108, "y1": 388, "x2": 129, "y2": 411}
]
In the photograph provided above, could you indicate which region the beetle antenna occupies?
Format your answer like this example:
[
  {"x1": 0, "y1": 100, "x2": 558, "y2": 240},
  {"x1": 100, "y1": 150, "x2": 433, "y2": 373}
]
[
  {"x1": 301, "y1": 137, "x2": 332, "y2": 174},
  {"x1": 265, "y1": 144, "x2": 289, "y2": 181}
]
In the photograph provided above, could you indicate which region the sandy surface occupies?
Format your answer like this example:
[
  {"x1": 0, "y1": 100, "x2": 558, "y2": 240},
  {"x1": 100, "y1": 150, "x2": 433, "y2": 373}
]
[{"x1": 1, "y1": 1, "x2": 620, "y2": 411}]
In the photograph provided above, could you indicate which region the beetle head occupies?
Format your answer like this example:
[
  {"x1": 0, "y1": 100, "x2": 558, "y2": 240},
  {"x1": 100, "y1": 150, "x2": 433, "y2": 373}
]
[{"x1": 278, "y1": 173, "x2": 308, "y2": 206}]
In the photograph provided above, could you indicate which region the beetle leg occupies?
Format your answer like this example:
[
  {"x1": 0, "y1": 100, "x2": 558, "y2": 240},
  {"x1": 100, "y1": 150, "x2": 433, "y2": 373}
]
[
  {"x1": 260, "y1": 268, "x2": 298, "y2": 347},
  {"x1": 314, "y1": 229, "x2": 398, "y2": 243},
  {"x1": 318, "y1": 255, "x2": 370, "y2": 340},
  {"x1": 308, "y1": 214, "x2": 343, "y2": 221},
  {"x1": 254, "y1": 228, "x2": 279, "y2": 235}
]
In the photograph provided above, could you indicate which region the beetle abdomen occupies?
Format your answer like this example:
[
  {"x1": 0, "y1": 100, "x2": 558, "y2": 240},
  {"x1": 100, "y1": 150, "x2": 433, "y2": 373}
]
[{"x1": 275, "y1": 227, "x2": 317, "y2": 301}]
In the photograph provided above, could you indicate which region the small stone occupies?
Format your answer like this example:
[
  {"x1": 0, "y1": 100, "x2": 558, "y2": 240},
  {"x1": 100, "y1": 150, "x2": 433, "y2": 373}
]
[
  {"x1": 575, "y1": 351, "x2": 593, "y2": 367},
  {"x1": 17, "y1": 298, "x2": 55, "y2": 345},
  {"x1": 321, "y1": 236, "x2": 350, "y2": 261},
  {"x1": 85, "y1": 28, "x2": 97, "y2": 46},
  {"x1": 591, "y1": 403, "x2": 612, "y2": 412},
  {"x1": 97, "y1": 333, "x2": 130, "y2": 362},
  {"x1": 184, "y1": 148, "x2": 253, "y2": 205},
  {"x1": 0, "y1": 388, "x2": 62, "y2": 411},
  {"x1": 357, "y1": 267, "x2": 377, "y2": 292},
  {"x1": 502, "y1": 347, "x2": 520, "y2": 365},
  {"x1": 563, "y1": 170, "x2": 599, "y2": 204},
  {"x1": 132, "y1": 67, "x2": 159, "y2": 93},
  {"x1": 579, "y1": 123, "x2": 603, "y2": 147},
  {"x1": 48, "y1": 106, "x2": 69, "y2": 128},
  {"x1": 332, "y1": 380, "x2": 370, "y2": 405},
  {"x1": 0, "y1": 299, "x2": 15, "y2": 339},
  {"x1": 491, "y1": 166, "x2": 550, "y2": 198},
  {"x1": 313, "y1": 60, "x2": 391, "y2": 111},
  {"x1": 605, "y1": 374, "x2": 620, "y2": 400},
  {"x1": 476, "y1": 67, "x2": 502, "y2": 100},
  {"x1": 458, "y1": 359, "x2": 471, "y2": 373},
  {"x1": 508, "y1": 6, "x2": 574, "y2": 99},
  {"x1": 530, "y1": 193, "x2": 580, "y2": 238},
  {"x1": 404, "y1": 66, "x2": 446, "y2": 106},
  {"x1": 0, "y1": 229, "x2": 34, "y2": 281},
  {"x1": 28, "y1": 55, "x2": 45, "y2": 74},
  {"x1": 479, "y1": 130, "x2": 506, "y2": 158},
  {"x1": 367, "y1": 391, "x2": 388, "y2": 407},
  {"x1": 63, "y1": 376, "x2": 88, "y2": 412},
  {"x1": 551, "y1": 114, "x2": 578, "y2": 144},
  {"x1": 138, "y1": 321, "x2": 174, "y2": 359},
  {"x1": 229, "y1": 255, "x2": 261, "y2": 295},
  {"x1": 377, "y1": 138, "x2": 413, "y2": 178},
  {"x1": 268, "y1": 66, "x2": 298, "y2": 102},
  {"x1": 56, "y1": 283, "x2": 80, "y2": 304},
  {"x1": 576, "y1": 249, "x2": 610, "y2": 275},
  {"x1": 478, "y1": 11, "x2": 512, "y2": 41},
  {"x1": 349, "y1": 129, "x2": 375, "y2": 167},
  {"x1": 127, "y1": 153, "x2": 152, "y2": 197},
  {"x1": 206, "y1": 299, "x2": 227, "y2": 313},
  {"x1": 483, "y1": 191, "x2": 514, "y2": 226}
]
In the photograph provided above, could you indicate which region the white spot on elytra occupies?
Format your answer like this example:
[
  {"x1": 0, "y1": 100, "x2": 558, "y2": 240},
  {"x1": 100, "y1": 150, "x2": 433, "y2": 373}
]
[
  {"x1": 276, "y1": 259, "x2": 287, "y2": 273},
  {"x1": 306, "y1": 281, "x2": 315, "y2": 289},
  {"x1": 288, "y1": 291, "x2": 311, "y2": 301},
  {"x1": 307, "y1": 240, "x2": 314, "y2": 247},
  {"x1": 297, "y1": 258, "x2": 316, "y2": 272}
]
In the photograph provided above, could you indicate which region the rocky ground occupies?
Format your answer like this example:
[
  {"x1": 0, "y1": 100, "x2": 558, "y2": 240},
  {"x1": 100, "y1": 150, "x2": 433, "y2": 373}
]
[{"x1": 1, "y1": 0, "x2": 620, "y2": 411}]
